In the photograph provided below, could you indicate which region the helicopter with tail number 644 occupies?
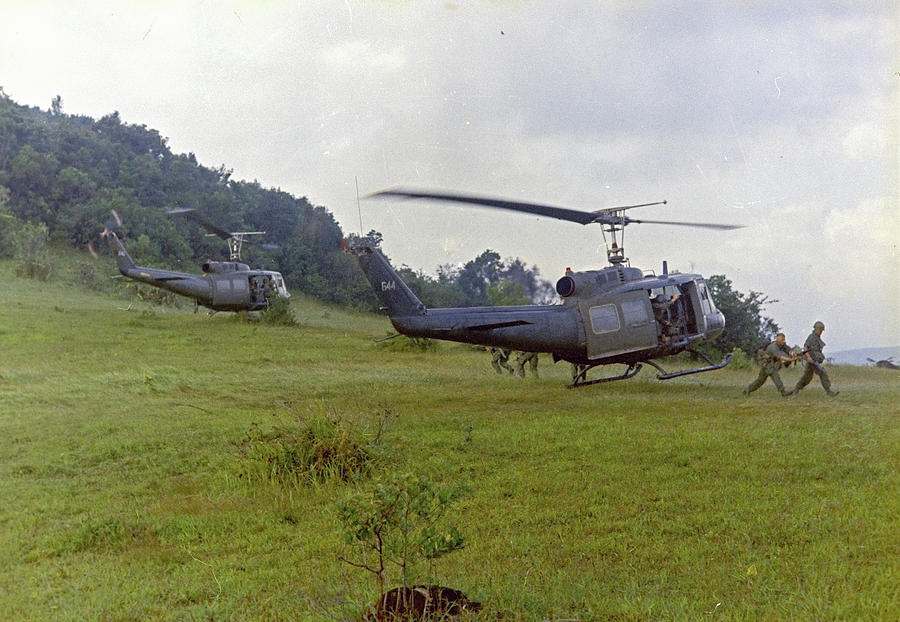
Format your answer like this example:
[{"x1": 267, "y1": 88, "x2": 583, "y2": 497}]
[{"x1": 346, "y1": 188, "x2": 742, "y2": 387}]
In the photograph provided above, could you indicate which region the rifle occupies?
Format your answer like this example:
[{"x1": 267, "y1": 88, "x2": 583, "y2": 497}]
[{"x1": 796, "y1": 348, "x2": 828, "y2": 373}]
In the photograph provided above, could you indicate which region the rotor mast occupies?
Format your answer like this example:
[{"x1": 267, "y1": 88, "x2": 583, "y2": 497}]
[
  {"x1": 599, "y1": 213, "x2": 628, "y2": 266},
  {"x1": 218, "y1": 231, "x2": 265, "y2": 260}
]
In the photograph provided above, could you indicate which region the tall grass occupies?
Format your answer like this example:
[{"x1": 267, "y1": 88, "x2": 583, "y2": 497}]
[{"x1": 0, "y1": 255, "x2": 897, "y2": 620}]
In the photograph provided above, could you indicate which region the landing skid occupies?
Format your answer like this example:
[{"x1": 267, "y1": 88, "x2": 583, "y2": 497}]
[
  {"x1": 569, "y1": 363, "x2": 642, "y2": 388},
  {"x1": 645, "y1": 350, "x2": 733, "y2": 380}
]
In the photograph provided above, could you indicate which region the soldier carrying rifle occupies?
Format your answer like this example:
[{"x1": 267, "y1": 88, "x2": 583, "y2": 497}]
[
  {"x1": 744, "y1": 332, "x2": 799, "y2": 397},
  {"x1": 788, "y1": 321, "x2": 839, "y2": 397}
]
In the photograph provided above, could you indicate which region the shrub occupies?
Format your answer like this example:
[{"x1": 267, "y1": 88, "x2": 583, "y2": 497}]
[
  {"x1": 336, "y1": 472, "x2": 468, "y2": 606},
  {"x1": 727, "y1": 346, "x2": 754, "y2": 370},
  {"x1": 237, "y1": 413, "x2": 379, "y2": 487},
  {"x1": 376, "y1": 333, "x2": 439, "y2": 352},
  {"x1": 259, "y1": 296, "x2": 298, "y2": 327}
]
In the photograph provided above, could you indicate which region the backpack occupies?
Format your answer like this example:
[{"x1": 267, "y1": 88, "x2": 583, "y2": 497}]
[{"x1": 755, "y1": 341, "x2": 775, "y2": 365}]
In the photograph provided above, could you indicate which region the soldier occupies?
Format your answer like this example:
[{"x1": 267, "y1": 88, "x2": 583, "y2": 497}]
[
  {"x1": 651, "y1": 293, "x2": 680, "y2": 342},
  {"x1": 489, "y1": 347, "x2": 514, "y2": 375},
  {"x1": 743, "y1": 333, "x2": 796, "y2": 397},
  {"x1": 514, "y1": 351, "x2": 539, "y2": 378},
  {"x1": 790, "y1": 321, "x2": 839, "y2": 397}
]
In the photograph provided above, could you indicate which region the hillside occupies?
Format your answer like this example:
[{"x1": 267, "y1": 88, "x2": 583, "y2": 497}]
[{"x1": 0, "y1": 91, "x2": 556, "y2": 314}]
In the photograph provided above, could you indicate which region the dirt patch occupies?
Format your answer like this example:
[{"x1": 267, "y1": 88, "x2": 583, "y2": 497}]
[{"x1": 365, "y1": 585, "x2": 481, "y2": 620}]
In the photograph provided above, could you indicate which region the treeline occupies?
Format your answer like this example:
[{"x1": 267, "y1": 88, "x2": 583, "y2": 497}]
[{"x1": 0, "y1": 90, "x2": 556, "y2": 310}]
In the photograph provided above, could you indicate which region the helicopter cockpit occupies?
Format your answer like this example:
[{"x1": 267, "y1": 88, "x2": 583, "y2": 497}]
[
  {"x1": 647, "y1": 278, "x2": 723, "y2": 347},
  {"x1": 249, "y1": 272, "x2": 290, "y2": 306}
]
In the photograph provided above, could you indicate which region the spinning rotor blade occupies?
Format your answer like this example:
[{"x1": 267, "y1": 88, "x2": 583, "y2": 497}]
[
  {"x1": 624, "y1": 218, "x2": 743, "y2": 230},
  {"x1": 370, "y1": 188, "x2": 741, "y2": 231},
  {"x1": 87, "y1": 209, "x2": 123, "y2": 258},
  {"x1": 369, "y1": 188, "x2": 604, "y2": 225},
  {"x1": 167, "y1": 207, "x2": 234, "y2": 240}
]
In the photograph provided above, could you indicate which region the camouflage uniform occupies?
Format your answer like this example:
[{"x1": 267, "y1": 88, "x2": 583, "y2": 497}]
[
  {"x1": 744, "y1": 340, "x2": 793, "y2": 396},
  {"x1": 490, "y1": 348, "x2": 514, "y2": 375},
  {"x1": 792, "y1": 324, "x2": 838, "y2": 396},
  {"x1": 514, "y1": 351, "x2": 539, "y2": 378},
  {"x1": 571, "y1": 363, "x2": 588, "y2": 381}
]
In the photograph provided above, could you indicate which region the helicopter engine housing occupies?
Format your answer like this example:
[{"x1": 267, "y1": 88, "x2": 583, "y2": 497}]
[
  {"x1": 203, "y1": 261, "x2": 251, "y2": 274},
  {"x1": 556, "y1": 266, "x2": 644, "y2": 298}
]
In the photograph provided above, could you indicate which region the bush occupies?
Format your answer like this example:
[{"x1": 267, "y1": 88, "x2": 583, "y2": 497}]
[
  {"x1": 376, "y1": 333, "x2": 439, "y2": 353},
  {"x1": 727, "y1": 346, "x2": 754, "y2": 370},
  {"x1": 237, "y1": 413, "x2": 381, "y2": 487},
  {"x1": 336, "y1": 472, "x2": 468, "y2": 605},
  {"x1": 259, "y1": 296, "x2": 298, "y2": 327},
  {"x1": 12, "y1": 221, "x2": 54, "y2": 280},
  {"x1": 75, "y1": 261, "x2": 112, "y2": 292}
]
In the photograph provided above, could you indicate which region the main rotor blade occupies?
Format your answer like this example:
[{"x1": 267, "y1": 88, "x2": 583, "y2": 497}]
[
  {"x1": 625, "y1": 218, "x2": 744, "y2": 230},
  {"x1": 369, "y1": 188, "x2": 603, "y2": 225},
  {"x1": 167, "y1": 207, "x2": 234, "y2": 240},
  {"x1": 370, "y1": 188, "x2": 741, "y2": 230}
]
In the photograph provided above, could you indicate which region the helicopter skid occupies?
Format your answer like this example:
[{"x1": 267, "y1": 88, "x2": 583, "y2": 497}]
[
  {"x1": 569, "y1": 363, "x2": 642, "y2": 388},
  {"x1": 646, "y1": 351, "x2": 733, "y2": 380}
]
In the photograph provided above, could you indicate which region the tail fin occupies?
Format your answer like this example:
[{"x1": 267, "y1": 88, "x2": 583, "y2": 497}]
[
  {"x1": 106, "y1": 231, "x2": 137, "y2": 274},
  {"x1": 345, "y1": 241, "x2": 425, "y2": 317}
]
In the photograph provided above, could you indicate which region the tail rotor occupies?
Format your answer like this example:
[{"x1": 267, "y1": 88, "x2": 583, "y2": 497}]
[{"x1": 87, "y1": 209, "x2": 123, "y2": 258}]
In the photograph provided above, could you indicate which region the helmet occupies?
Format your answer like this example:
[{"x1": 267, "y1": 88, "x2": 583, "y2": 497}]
[{"x1": 813, "y1": 321, "x2": 825, "y2": 331}]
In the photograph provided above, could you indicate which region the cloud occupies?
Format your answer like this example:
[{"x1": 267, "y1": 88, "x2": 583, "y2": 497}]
[{"x1": 0, "y1": 0, "x2": 896, "y2": 350}]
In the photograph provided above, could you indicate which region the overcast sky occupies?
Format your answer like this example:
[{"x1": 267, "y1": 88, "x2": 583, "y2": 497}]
[{"x1": 1, "y1": 1, "x2": 896, "y2": 351}]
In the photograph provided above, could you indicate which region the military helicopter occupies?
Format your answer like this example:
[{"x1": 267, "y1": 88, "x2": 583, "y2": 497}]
[
  {"x1": 93, "y1": 209, "x2": 290, "y2": 313},
  {"x1": 867, "y1": 357, "x2": 899, "y2": 370},
  {"x1": 347, "y1": 188, "x2": 742, "y2": 386}
]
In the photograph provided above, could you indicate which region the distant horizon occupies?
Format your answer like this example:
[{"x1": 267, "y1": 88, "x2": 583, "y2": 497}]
[{"x1": 827, "y1": 345, "x2": 900, "y2": 366}]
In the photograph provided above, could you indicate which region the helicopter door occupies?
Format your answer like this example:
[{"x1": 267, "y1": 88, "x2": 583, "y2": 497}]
[
  {"x1": 678, "y1": 281, "x2": 703, "y2": 335},
  {"x1": 211, "y1": 275, "x2": 251, "y2": 309},
  {"x1": 580, "y1": 291, "x2": 657, "y2": 360},
  {"x1": 250, "y1": 275, "x2": 270, "y2": 305}
]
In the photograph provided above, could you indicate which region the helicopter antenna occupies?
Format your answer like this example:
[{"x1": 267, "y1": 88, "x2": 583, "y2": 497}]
[{"x1": 356, "y1": 176, "x2": 364, "y2": 235}]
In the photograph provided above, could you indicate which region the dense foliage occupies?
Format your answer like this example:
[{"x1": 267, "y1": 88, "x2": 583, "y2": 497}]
[
  {"x1": 0, "y1": 90, "x2": 374, "y2": 307},
  {"x1": 0, "y1": 90, "x2": 557, "y2": 311}
]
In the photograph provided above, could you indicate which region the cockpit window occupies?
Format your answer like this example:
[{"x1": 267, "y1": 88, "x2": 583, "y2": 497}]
[
  {"x1": 621, "y1": 299, "x2": 649, "y2": 327},
  {"x1": 697, "y1": 280, "x2": 713, "y2": 314},
  {"x1": 589, "y1": 304, "x2": 620, "y2": 334}
]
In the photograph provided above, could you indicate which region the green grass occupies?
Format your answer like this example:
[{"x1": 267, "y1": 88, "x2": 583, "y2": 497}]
[{"x1": 1, "y1": 256, "x2": 898, "y2": 620}]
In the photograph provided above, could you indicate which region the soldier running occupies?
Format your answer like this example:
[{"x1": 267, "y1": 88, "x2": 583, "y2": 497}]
[
  {"x1": 744, "y1": 333, "x2": 797, "y2": 397},
  {"x1": 789, "y1": 321, "x2": 839, "y2": 397},
  {"x1": 489, "y1": 347, "x2": 514, "y2": 375},
  {"x1": 514, "y1": 351, "x2": 539, "y2": 378}
]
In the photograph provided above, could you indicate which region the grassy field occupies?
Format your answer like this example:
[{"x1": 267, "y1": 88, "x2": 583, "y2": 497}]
[{"x1": 1, "y1": 257, "x2": 898, "y2": 620}]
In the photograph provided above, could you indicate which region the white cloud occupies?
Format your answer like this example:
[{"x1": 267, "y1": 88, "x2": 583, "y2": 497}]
[
  {"x1": 321, "y1": 40, "x2": 407, "y2": 73},
  {"x1": 0, "y1": 0, "x2": 896, "y2": 350}
]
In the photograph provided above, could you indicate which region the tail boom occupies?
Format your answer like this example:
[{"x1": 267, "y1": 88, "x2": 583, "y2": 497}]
[{"x1": 346, "y1": 241, "x2": 584, "y2": 357}]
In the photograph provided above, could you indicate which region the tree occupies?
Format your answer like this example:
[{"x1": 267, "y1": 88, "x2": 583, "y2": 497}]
[
  {"x1": 0, "y1": 185, "x2": 15, "y2": 257},
  {"x1": 706, "y1": 275, "x2": 779, "y2": 356},
  {"x1": 50, "y1": 95, "x2": 63, "y2": 117},
  {"x1": 456, "y1": 249, "x2": 503, "y2": 306},
  {"x1": 336, "y1": 472, "x2": 467, "y2": 606}
]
